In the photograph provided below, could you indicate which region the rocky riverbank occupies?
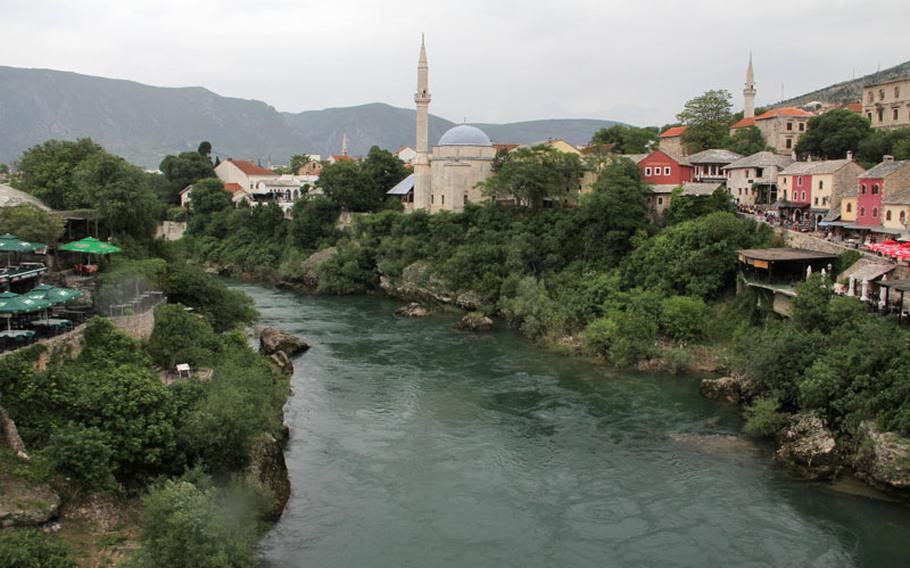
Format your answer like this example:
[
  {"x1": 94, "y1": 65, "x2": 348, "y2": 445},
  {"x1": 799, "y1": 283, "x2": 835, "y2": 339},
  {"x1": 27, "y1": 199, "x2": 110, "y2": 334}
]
[{"x1": 701, "y1": 374, "x2": 910, "y2": 500}]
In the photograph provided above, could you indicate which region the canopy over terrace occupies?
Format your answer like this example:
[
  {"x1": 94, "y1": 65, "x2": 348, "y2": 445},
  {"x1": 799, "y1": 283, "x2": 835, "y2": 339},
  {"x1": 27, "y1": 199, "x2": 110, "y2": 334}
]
[{"x1": 739, "y1": 248, "x2": 838, "y2": 282}]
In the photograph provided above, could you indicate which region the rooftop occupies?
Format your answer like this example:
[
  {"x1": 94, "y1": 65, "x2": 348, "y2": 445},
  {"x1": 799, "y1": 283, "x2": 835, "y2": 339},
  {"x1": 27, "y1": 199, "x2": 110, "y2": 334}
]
[
  {"x1": 755, "y1": 107, "x2": 814, "y2": 121},
  {"x1": 659, "y1": 126, "x2": 688, "y2": 138},
  {"x1": 738, "y1": 248, "x2": 838, "y2": 262},
  {"x1": 437, "y1": 124, "x2": 492, "y2": 146},
  {"x1": 883, "y1": 186, "x2": 910, "y2": 205},
  {"x1": 386, "y1": 173, "x2": 415, "y2": 196},
  {"x1": 859, "y1": 159, "x2": 910, "y2": 180},
  {"x1": 730, "y1": 117, "x2": 756, "y2": 129},
  {"x1": 723, "y1": 151, "x2": 795, "y2": 170},
  {"x1": 781, "y1": 159, "x2": 856, "y2": 176},
  {"x1": 223, "y1": 159, "x2": 276, "y2": 177},
  {"x1": 0, "y1": 184, "x2": 50, "y2": 211},
  {"x1": 687, "y1": 148, "x2": 743, "y2": 164}
]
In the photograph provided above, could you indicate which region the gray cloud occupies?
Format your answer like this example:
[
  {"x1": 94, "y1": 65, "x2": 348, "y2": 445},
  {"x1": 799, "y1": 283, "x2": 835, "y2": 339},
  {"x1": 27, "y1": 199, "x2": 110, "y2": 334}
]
[{"x1": 1, "y1": 0, "x2": 907, "y2": 126}]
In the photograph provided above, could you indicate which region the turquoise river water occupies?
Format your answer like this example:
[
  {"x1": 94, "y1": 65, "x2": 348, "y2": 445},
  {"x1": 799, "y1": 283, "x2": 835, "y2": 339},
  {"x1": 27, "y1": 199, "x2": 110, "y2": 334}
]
[{"x1": 238, "y1": 284, "x2": 910, "y2": 568}]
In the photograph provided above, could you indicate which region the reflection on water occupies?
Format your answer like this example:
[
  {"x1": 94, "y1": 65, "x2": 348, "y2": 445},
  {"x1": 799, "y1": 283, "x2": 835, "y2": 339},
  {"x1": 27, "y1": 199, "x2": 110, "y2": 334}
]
[{"x1": 235, "y1": 285, "x2": 910, "y2": 568}]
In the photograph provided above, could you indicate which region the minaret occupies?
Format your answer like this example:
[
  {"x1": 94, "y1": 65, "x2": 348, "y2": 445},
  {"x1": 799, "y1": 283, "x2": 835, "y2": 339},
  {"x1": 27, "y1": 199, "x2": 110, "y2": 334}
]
[
  {"x1": 413, "y1": 33, "x2": 432, "y2": 211},
  {"x1": 743, "y1": 53, "x2": 756, "y2": 119},
  {"x1": 341, "y1": 133, "x2": 348, "y2": 156}
]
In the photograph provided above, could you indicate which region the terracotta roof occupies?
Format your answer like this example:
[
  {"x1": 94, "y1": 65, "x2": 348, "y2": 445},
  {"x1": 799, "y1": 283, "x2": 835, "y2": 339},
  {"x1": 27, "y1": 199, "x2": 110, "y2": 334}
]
[
  {"x1": 660, "y1": 126, "x2": 688, "y2": 138},
  {"x1": 755, "y1": 107, "x2": 814, "y2": 121},
  {"x1": 225, "y1": 159, "x2": 275, "y2": 176},
  {"x1": 494, "y1": 143, "x2": 520, "y2": 153},
  {"x1": 579, "y1": 143, "x2": 615, "y2": 155},
  {"x1": 730, "y1": 116, "x2": 756, "y2": 129},
  {"x1": 847, "y1": 102, "x2": 863, "y2": 113},
  {"x1": 331, "y1": 155, "x2": 353, "y2": 162},
  {"x1": 223, "y1": 183, "x2": 245, "y2": 194}
]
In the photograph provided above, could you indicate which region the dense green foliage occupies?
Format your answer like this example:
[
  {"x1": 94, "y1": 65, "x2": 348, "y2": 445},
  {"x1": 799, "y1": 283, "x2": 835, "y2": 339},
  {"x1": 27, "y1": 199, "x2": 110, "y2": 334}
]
[
  {"x1": 589, "y1": 125, "x2": 659, "y2": 154},
  {"x1": 479, "y1": 145, "x2": 585, "y2": 209},
  {"x1": 795, "y1": 109, "x2": 873, "y2": 160},
  {"x1": 159, "y1": 151, "x2": 216, "y2": 204},
  {"x1": 678, "y1": 89, "x2": 734, "y2": 153},
  {"x1": 725, "y1": 126, "x2": 770, "y2": 156},
  {"x1": 0, "y1": 531, "x2": 77, "y2": 568},
  {"x1": 124, "y1": 474, "x2": 266, "y2": 568},
  {"x1": 0, "y1": 204, "x2": 65, "y2": 244},
  {"x1": 318, "y1": 146, "x2": 408, "y2": 212},
  {"x1": 733, "y1": 275, "x2": 910, "y2": 436}
]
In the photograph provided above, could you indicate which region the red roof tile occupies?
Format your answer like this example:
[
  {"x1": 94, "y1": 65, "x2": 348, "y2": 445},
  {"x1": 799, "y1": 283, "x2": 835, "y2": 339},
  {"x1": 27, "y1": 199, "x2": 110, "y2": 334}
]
[
  {"x1": 847, "y1": 102, "x2": 862, "y2": 113},
  {"x1": 223, "y1": 183, "x2": 245, "y2": 194},
  {"x1": 660, "y1": 126, "x2": 688, "y2": 138},
  {"x1": 331, "y1": 155, "x2": 353, "y2": 162},
  {"x1": 730, "y1": 116, "x2": 756, "y2": 129},
  {"x1": 755, "y1": 107, "x2": 814, "y2": 121},
  {"x1": 225, "y1": 159, "x2": 275, "y2": 176},
  {"x1": 494, "y1": 143, "x2": 519, "y2": 153}
]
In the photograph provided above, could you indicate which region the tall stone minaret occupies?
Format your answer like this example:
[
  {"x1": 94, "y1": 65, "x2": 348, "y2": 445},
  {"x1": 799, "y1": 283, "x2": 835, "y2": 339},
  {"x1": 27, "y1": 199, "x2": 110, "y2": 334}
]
[
  {"x1": 743, "y1": 53, "x2": 756, "y2": 119},
  {"x1": 413, "y1": 34, "x2": 432, "y2": 211},
  {"x1": 341, "y1": 133, "x2": 348, "y2": 156}
]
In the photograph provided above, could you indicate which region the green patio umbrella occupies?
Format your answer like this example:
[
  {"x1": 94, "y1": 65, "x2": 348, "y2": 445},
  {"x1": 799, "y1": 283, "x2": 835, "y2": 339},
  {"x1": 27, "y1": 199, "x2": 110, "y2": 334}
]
[
  {"x1": 0, "y1": 233, "x2": 45, "y2": 253},
  {"x1": 24, "y1": 285, "x2": 85, "y2": 306},
  {"x1": 0, "y1": 291, "x2": 52, "y2": 330},
  {"x1": 58, "y1": 237, "x2": 121, "y2": 255}
]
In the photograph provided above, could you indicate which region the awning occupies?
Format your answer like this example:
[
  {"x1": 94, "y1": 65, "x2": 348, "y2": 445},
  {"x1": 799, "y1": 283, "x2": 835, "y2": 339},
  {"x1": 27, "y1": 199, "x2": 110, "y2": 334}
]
[{"x1": 387, "y1": 174, "x2": 415, "y2": 196}]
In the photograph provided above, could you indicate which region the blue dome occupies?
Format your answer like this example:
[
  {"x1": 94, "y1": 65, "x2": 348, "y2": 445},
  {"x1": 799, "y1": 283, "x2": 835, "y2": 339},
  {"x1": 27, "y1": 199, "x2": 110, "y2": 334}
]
[{"x1": 437, "y1": 124, "x2": 492, "y2": 146}]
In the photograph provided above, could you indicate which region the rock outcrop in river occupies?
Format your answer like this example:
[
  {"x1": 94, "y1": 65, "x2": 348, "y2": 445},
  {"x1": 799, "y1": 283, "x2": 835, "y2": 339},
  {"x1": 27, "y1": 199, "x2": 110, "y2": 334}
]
[
  {"x1": 395, "y1": 302, "x2": 430, "y2": 318},
  {"x1": 699, "y1": 375, "x2": 753, "y2": 405},
  {"x1": 853, "y1": 421, "x2": 910, "y2": 495},
  {"x1": 380, "y1": 261, "x2": 481, "y2": 310},
  {"x1": 775, "y1": 412, "x2": 841, "y2": 480},
  {"x1": 455, "y1": 312, "x2": 494, "y2": 331},
  {"x1": 247, "y1": 432, "x2": 292, "y2": 522},
  {"x1": 260, "y1": 327, "x2": 310, "y2": 357}
]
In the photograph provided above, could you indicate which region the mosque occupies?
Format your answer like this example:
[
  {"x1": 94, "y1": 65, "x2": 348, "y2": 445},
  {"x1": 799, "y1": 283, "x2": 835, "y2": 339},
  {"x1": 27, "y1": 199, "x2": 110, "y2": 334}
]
[{"x1": 387, "y1": 35, "x2": 498, "y2": 213}]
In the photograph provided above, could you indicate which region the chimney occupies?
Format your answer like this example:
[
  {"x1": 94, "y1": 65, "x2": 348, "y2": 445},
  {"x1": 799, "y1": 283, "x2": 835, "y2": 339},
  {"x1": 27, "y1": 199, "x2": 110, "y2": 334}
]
[
  {"x1": 846, "y1": 150, "x2": 854, "y2": 161},
  {"x1": 884, "y1": 154, "x2": 894, "y2": 162}
]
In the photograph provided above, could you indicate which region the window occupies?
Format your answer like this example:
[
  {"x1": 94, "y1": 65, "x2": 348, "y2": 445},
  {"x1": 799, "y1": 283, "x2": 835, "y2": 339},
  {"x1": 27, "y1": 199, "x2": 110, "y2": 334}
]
[
  {"x1": 799, "y1": 123, "x2": 805, "y2": 132},
  {"x1": 861, "y1": 184, "x2": 866, "y2": 194},
  {"x1": 786, "y1": 122, "x2": 793, "y2": 131},
  {"x1": 894, "y1": 108, "x2": 900, "y2": 121},
  {"x1": 901, "y1": 211, "x2": 907, "y2": 224},
  {"x1": 431, "y1": 194, "x2": 434, "y2": 204},
  {"x1": 786, "y1": 138, "x2": 793, "y2": 149},
  {"x1": 783, "y1": 191, "x2": 788, "y2": 201},
  {"x1": 860, "y1": 207, "x2": 866, "y2": 217},
  {"x1": 886, "y1": 210, "x2": 892, "y2": 221},
  {"x1": 823, "y1": 197, "x2": 828, "y2": 206},
  {"x1": 868, "y1": 91, "x2": 874, "y2": 102},
  {"x1": 818, "y1": 180, "x2": 824, "y2": 190},
  {"x1": 441, "y1": 194, "x2": 445, "y2": 205},
  {"x1": 657, "y1": 197, "x2": 663, "y2": 205},
  {"x1": 756, "y1": 167, "x2": 763, "y2": 178},
  {"x1": 896, "y1": 86, "x2": 901, "y2": 98},
  {"x1": 664, "y1": 167, "x2": 671, "y2": 176},
  {"x1": 814, "y1": 197, "x2": 819, "y2": 205},
  {"x1": 645, "y1": 167, "x2": 652, "y2": 176},
  {"x1": 801, "y1": 191, "x2": 807, "y2": 200},
  {"x1": 873, "y1": 207, "x2": 879, "y2": 217},
  {"x1": 797, "y1": 176, "x2": 803, "y2": 187},
  {"x1": 872, "y1": 184, "x2": 880, "y2": 194},
  {"x1": 867, "y1": 112, "x2": 873, "y2": 121},
  {"x1": 463, "y1": 195, "x2": 468, "y2": 205},
  {"x1": 880, "y1": 89, "x2": 886, "y2": 101},
  {"x1": 846, "y1": 203, "x2": 852, "y2": 213},
  {"x1": 879, "y1": 109, "x2": 884, "y2": 122}
]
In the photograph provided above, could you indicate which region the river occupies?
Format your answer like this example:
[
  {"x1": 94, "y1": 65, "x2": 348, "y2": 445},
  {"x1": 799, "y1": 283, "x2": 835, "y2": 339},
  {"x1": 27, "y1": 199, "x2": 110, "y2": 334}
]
[{"x1": 237, "y1": 284, "x2": 910, "y2": 568}]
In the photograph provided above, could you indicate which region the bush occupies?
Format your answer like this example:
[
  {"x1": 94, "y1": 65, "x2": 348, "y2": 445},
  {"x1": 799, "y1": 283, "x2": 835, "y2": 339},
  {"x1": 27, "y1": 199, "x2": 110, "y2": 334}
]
[
  {"x1": 659, "y1": 296, "x2": 707, "y2": 342},
  {"x1": 0, "y1": 530, "x2": 77, "y2": 568},
  {"x1": 125, "y1": 475, "x2": 265, "y2": 568},
  {"x1": 743, "y1": 398, "x2": 787, "y2": 438},
  {"x1": 661, "y1": 346, "x2": 693, "y2": 375},
  {"x1": 148, "y1": 304, "x2": 223, "y2": 370},
  {"x1": 45, "y1": 422, "x2": 115, "y2": 490}
]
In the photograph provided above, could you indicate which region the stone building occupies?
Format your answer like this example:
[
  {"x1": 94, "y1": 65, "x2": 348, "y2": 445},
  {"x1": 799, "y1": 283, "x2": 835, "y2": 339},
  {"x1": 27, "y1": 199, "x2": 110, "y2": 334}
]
[
  {"x1": 723, "y1": 151, "x2": 794, "y2": 207},
  {"x1": 856, "y1": 156, "x2": 910, "y2": 227},
  {"x1": 778, "y1": 154, "x2": 865, "y2": 227},
  {"x1": 862, "y1": 78, "x2": 910, "y2": 130},
  {"x1": 657, "y1": 126, "x2": 687, "y2": 157},
  {"x1": 687, "y1": 149, "x2": 742, "y2": 183},
  {"x1": 215, "y1": 159, "x2": 279, "y2": 192}
]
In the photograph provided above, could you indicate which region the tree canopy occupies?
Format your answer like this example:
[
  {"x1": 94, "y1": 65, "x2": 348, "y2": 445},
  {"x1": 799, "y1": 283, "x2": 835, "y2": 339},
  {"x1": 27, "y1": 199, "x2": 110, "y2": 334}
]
[
  {"x1": 160, "y1": 151, "x2": 217, "y2": 204},
  {"x1": 16, "y1": 138, "x2": 106, "y2": 209},
  {"x1": 724, "y1": 125, "x2": 769, "y2": 156},
  {"x1": 0, "y1": 204, "x2": 65, "y2": 243},
  {"x1": 479, "y1": 145, "x2": 584, "y2": 209},
  {"x1": 590, "y1": 125, "x2": 659, "y2": 154},
  {"x1": 677, "y1": 90, "x2": 734, "y2": 153},
  {"x1": 795, "y1": 109, "x2": 872, "y2": 160}
]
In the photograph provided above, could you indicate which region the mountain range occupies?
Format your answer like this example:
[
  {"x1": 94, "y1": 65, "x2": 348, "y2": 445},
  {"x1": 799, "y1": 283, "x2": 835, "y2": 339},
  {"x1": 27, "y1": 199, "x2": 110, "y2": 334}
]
[
  {"x1": 773, "y1": 59, "x2": 910, "y2": 108},
  {"x1": 0, "y1": 66, "x2": 623, "y2": 169}
]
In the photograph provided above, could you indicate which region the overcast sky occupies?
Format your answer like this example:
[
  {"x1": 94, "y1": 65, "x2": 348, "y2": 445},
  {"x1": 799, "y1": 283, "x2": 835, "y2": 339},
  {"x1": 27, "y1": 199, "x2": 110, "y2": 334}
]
[{"x1": 2, "y1": 0, "x2": 908, "y2": 126}]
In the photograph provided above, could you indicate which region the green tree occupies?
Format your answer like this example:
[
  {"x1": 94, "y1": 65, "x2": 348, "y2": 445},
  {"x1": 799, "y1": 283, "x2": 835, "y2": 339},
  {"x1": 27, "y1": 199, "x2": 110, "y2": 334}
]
[
  {"x1": 361, "y1": 146, "x2": 409, "y2": 200},
  {"x1": 148, "y1": 304, "x2": 223, "y2": 370},
  {"x1": 197, "y1": 141, "x2": 212, "y2": 158},
  {"x1": 664, "y1": 186, "x2": 734, "y2": 225},
  {"x1": 479, "y1": 145, "x2": 584, "y2": 209},
  {"x1": 46, "y1": 422, "x2": 115, "y2": 490},
  {"x1": 318, "y1": 159, "x2": 378, "y2": 212},
  {"x1": 0, "y1": 205, "x2": 65, "y2": 243},
  {"x1": 677, "y1": 90, "x2": 734, "y2": 153},
  {"x1": 574, "y1": 157, "x2": 649, "y2": 266},
  {"x1": 289, "y1": 196, "x2": 340, "y2": 250},
  {"x1": 795, "y1": 109, "x2": 872, "y2": 160},
  {"x1": 16, "y1": 138, "x2": 105, "y2": 209},
  {"x1": 0, "y1": 531, "x2": 77, "y2": 568},
  {"x1": 659, "y1": 296, "x2": 708, "y2": 342},
  {"x1": 160, "y1": 152, "x2": 217, "y2": 204},
  {"x1": 725, "y1": 125, "x2": 768, "y2": 156},
  {"x1": 166, "y1": 264, "x2": 257, "y2": 332},
  {"x1": 590, "y1": 125, "x2": 659, "y2": 154},
  {"x1": 126, "y1": 476, "x2": 263, "y2": 568},
  {"x1": 288, "y1": 153, "x2": 311, "y2": 173},
  {"x1": 857, "y1": 127, "x2": 910, "y2": 164}
]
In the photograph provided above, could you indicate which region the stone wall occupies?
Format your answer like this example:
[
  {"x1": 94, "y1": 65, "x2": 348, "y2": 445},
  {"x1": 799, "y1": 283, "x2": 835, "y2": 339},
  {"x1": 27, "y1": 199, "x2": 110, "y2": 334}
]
[
  {"x1": 109, "y1": 309, "x2": 156, "y2": 342},
  {"x1": 156, "y1": 221, "x2": 187, "y2": 241}
]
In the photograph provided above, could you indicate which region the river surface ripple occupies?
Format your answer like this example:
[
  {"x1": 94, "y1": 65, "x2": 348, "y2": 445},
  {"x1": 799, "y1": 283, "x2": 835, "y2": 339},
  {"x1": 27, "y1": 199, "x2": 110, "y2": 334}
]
[{"x1": 238, "y1": 285, "x2": 910, "y2": 568}]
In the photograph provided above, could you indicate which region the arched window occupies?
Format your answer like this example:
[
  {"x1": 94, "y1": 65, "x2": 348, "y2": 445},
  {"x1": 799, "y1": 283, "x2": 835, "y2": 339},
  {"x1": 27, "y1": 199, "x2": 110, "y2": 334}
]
[
  {"x1": 801, "y1": 191, "x2": 807, "y2": 200},
  {"x1": 846, "y1": 203, "x2": 853, "y2": 213},
  {"x1": 861, "y1": 184, "x2": 866, "y2": 194},
  {"x1": 872, "y1": 184, "x2": 880, "y2": 195},
  {"x1": 860, "y1": 207, "x2": 866, "y2": 217},
  {"x1": 901, "y1": 211, "x2": 907, "y2": 224},
  {"x1": 886, "y1": 210, "x2": 892, "y2": 221},
  {"x1": 873, "y1": 207, "x2": 879, "y2": 217}
]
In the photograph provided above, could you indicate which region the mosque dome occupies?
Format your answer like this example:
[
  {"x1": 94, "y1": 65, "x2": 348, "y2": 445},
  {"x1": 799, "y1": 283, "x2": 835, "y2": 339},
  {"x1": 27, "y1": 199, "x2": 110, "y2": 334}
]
[{"x1": 437, "y1": 124, "x2": 492, "y2": 147}]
